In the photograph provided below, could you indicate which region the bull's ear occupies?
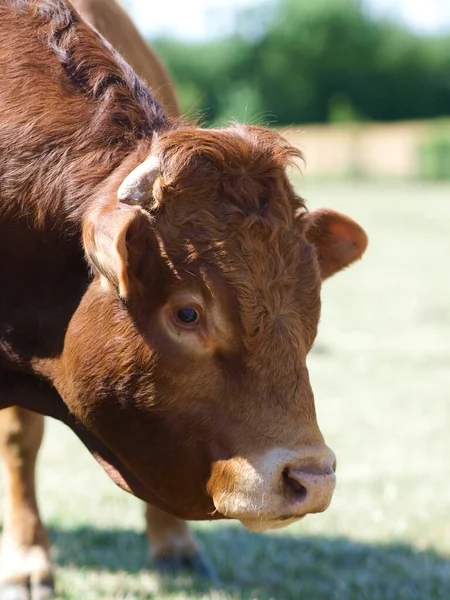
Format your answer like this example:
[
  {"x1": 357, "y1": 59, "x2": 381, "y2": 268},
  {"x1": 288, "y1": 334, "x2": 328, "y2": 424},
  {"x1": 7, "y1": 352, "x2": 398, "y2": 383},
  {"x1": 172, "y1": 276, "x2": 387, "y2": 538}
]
[
  {"x1": 83, "y1": 205, "x2": 152, "y2": 299},
  {"x1": 305, "y1": 208, "x2": 368, "y2": 280}
]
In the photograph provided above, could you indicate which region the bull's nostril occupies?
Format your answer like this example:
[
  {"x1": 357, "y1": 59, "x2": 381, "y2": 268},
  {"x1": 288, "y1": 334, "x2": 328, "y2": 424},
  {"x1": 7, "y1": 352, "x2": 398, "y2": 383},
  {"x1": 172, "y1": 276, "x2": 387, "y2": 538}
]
[
  {"x1": 332, "y1": 459, "x2": 337, "y2": 472},
  {"x1": 283, "y1": 468, "x2": 307, "y2": 500}
]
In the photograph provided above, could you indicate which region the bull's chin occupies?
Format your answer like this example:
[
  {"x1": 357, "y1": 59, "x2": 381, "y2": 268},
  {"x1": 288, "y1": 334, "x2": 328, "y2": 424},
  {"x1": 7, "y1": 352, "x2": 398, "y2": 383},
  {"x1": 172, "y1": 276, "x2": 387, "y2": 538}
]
[
  {"x1": 239, "y1": 515, "x2": 304, "y2": 533},
  {"x1": 212, "y1": 491, "x2": 307, "y2": 532}
]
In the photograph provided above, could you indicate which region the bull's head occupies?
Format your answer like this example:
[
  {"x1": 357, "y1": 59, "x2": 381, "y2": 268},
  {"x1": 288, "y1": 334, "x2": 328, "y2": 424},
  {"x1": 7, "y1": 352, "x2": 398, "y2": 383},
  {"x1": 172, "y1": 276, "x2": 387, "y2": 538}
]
[{"x1": 61, "y1": 125, "x2": 367, "y2": 531}]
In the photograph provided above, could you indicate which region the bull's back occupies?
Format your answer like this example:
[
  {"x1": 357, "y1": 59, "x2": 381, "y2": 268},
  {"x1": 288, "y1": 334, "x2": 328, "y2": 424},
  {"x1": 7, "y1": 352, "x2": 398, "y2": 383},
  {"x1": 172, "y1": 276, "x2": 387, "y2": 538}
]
[{"x1": 71, "y1": 0, "x2": 180, "y2": 117}]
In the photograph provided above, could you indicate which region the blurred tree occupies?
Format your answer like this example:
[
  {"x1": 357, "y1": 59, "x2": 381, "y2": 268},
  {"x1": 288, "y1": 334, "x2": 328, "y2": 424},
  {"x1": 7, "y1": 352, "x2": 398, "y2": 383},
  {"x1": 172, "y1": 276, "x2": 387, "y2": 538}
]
[{"x1": 151, "y1": 0, "x2": 450, "y2": 125}]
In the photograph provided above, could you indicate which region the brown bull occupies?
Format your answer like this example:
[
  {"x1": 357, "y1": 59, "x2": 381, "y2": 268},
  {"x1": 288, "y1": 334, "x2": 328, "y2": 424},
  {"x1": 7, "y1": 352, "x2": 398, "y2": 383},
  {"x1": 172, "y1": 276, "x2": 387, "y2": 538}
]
[{"x1": 0, "y1": 0, "x2": 367, "y2": 597}]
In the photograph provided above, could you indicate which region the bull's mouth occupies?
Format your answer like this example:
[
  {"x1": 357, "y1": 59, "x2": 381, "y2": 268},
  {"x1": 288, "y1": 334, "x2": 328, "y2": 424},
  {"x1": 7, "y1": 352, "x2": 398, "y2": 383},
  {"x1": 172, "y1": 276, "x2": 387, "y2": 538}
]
[{"x1": 240, "y1": 515, "x2": 305, "y2": 533}]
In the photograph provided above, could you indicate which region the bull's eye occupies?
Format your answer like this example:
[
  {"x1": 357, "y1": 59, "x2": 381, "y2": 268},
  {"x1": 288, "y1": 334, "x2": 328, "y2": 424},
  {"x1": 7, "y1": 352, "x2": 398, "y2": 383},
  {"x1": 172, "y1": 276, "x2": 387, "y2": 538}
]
[{"x1": 175, "y1": 307, "x2": 199, "y2": 325}]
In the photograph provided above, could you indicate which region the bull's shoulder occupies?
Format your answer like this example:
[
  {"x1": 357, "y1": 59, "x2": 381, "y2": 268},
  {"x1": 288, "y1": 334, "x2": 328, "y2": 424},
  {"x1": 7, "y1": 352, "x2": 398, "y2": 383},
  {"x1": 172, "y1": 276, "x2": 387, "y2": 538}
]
[{"x1": 0, "y1": 0, "x2": 169, "y2": 228}]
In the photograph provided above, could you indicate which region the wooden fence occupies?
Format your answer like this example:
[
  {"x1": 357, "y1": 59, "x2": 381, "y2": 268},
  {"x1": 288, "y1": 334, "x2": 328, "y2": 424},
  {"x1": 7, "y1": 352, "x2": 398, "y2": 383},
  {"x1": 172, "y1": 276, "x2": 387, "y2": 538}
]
[{"x1": 282, "y1": 119, "x2": 450, "y2": 179}]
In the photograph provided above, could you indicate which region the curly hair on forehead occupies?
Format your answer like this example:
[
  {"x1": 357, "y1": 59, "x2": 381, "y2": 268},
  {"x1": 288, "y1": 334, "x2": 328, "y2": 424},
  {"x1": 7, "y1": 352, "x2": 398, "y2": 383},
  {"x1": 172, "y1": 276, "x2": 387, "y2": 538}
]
[
  {"x1": 155, "y1": 124, "x2": 303, "y2": 181},
  {"x1": 149, "y1": 124, "x2": 306, "y2": 224}
]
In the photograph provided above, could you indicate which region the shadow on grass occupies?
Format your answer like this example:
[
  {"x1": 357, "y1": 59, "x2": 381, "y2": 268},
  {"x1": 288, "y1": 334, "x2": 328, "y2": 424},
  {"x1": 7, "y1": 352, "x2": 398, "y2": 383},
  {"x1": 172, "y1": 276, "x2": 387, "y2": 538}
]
[{"x1": 48, "y1": 524, "x2": 450, "y2": 600}]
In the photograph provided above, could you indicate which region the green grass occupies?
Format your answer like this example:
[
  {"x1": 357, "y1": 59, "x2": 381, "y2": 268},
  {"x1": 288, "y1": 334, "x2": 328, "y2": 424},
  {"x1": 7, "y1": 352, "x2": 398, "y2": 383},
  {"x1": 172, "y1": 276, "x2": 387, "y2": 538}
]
[{"x1": 3, "y1": 181, "x2": 450, "y2": 599}]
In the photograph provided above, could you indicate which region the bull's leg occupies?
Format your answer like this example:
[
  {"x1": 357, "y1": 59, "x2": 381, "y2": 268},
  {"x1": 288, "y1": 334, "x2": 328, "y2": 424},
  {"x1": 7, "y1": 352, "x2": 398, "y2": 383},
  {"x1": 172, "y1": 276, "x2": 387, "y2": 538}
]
[
  {"x1": 145, "y1": 504, "x2": 214, "y2": 578},
  {"x1": 0, "y1": 407, "x2": 54, "y2": 600}
]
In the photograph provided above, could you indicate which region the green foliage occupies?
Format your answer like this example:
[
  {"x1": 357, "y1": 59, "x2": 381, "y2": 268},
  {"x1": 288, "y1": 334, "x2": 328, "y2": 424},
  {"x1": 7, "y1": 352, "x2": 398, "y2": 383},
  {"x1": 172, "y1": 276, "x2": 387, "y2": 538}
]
[
  {"x1": 328, "y1": 94, "x2": 365, "y2": 123},
  {"x1": 152, "y1": 0, "x2": 450, "y2": 126},
  {"x1": 418, "y1": 120, "x2": 450, "y2": 180}
]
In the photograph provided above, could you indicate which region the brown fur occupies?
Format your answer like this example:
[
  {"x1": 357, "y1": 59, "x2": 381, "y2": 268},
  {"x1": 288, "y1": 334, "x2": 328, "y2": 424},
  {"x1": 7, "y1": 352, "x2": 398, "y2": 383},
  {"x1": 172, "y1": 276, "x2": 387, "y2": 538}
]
[
  {"x1": 0, "y1": 1, "x2": 368, "y2": 592},
  {"x1": 0, "y1": 0, "x2": 168, "y2": 230},
  {"x1": 70, "y1": 0, "x2": 180, "y2": 117}
]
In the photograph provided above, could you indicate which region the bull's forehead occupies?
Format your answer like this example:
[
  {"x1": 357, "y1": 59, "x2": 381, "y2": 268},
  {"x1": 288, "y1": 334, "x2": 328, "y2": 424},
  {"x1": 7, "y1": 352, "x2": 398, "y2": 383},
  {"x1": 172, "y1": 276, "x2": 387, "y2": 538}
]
[
  {"x1": 218, "y1": 225, "x2": 322, "y2": 366},
  {"x1": 151, "y1": 123, "x2": 304, "y2": 229}
]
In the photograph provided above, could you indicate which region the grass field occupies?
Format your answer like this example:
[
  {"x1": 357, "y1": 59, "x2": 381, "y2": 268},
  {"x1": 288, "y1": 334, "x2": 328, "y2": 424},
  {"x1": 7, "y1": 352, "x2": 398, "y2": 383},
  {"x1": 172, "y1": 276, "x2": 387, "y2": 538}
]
[{"x1": 2, "y1": 181, "x2": 450, "y2": 599}]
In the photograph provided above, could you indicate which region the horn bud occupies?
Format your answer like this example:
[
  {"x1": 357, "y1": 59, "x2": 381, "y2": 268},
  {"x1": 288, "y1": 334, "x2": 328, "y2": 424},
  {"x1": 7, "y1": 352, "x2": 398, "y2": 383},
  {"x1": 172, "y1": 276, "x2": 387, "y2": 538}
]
[{"x1": 117, "y1": 155, "x2": 160, "y2": 206}]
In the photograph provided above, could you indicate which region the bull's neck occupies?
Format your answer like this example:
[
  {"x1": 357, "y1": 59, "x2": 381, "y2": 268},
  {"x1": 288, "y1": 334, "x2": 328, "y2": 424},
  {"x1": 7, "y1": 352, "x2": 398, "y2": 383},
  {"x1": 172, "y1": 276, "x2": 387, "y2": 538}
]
[{"x1": 0, "y1": 141, "x2": 158, "y2": 377}]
